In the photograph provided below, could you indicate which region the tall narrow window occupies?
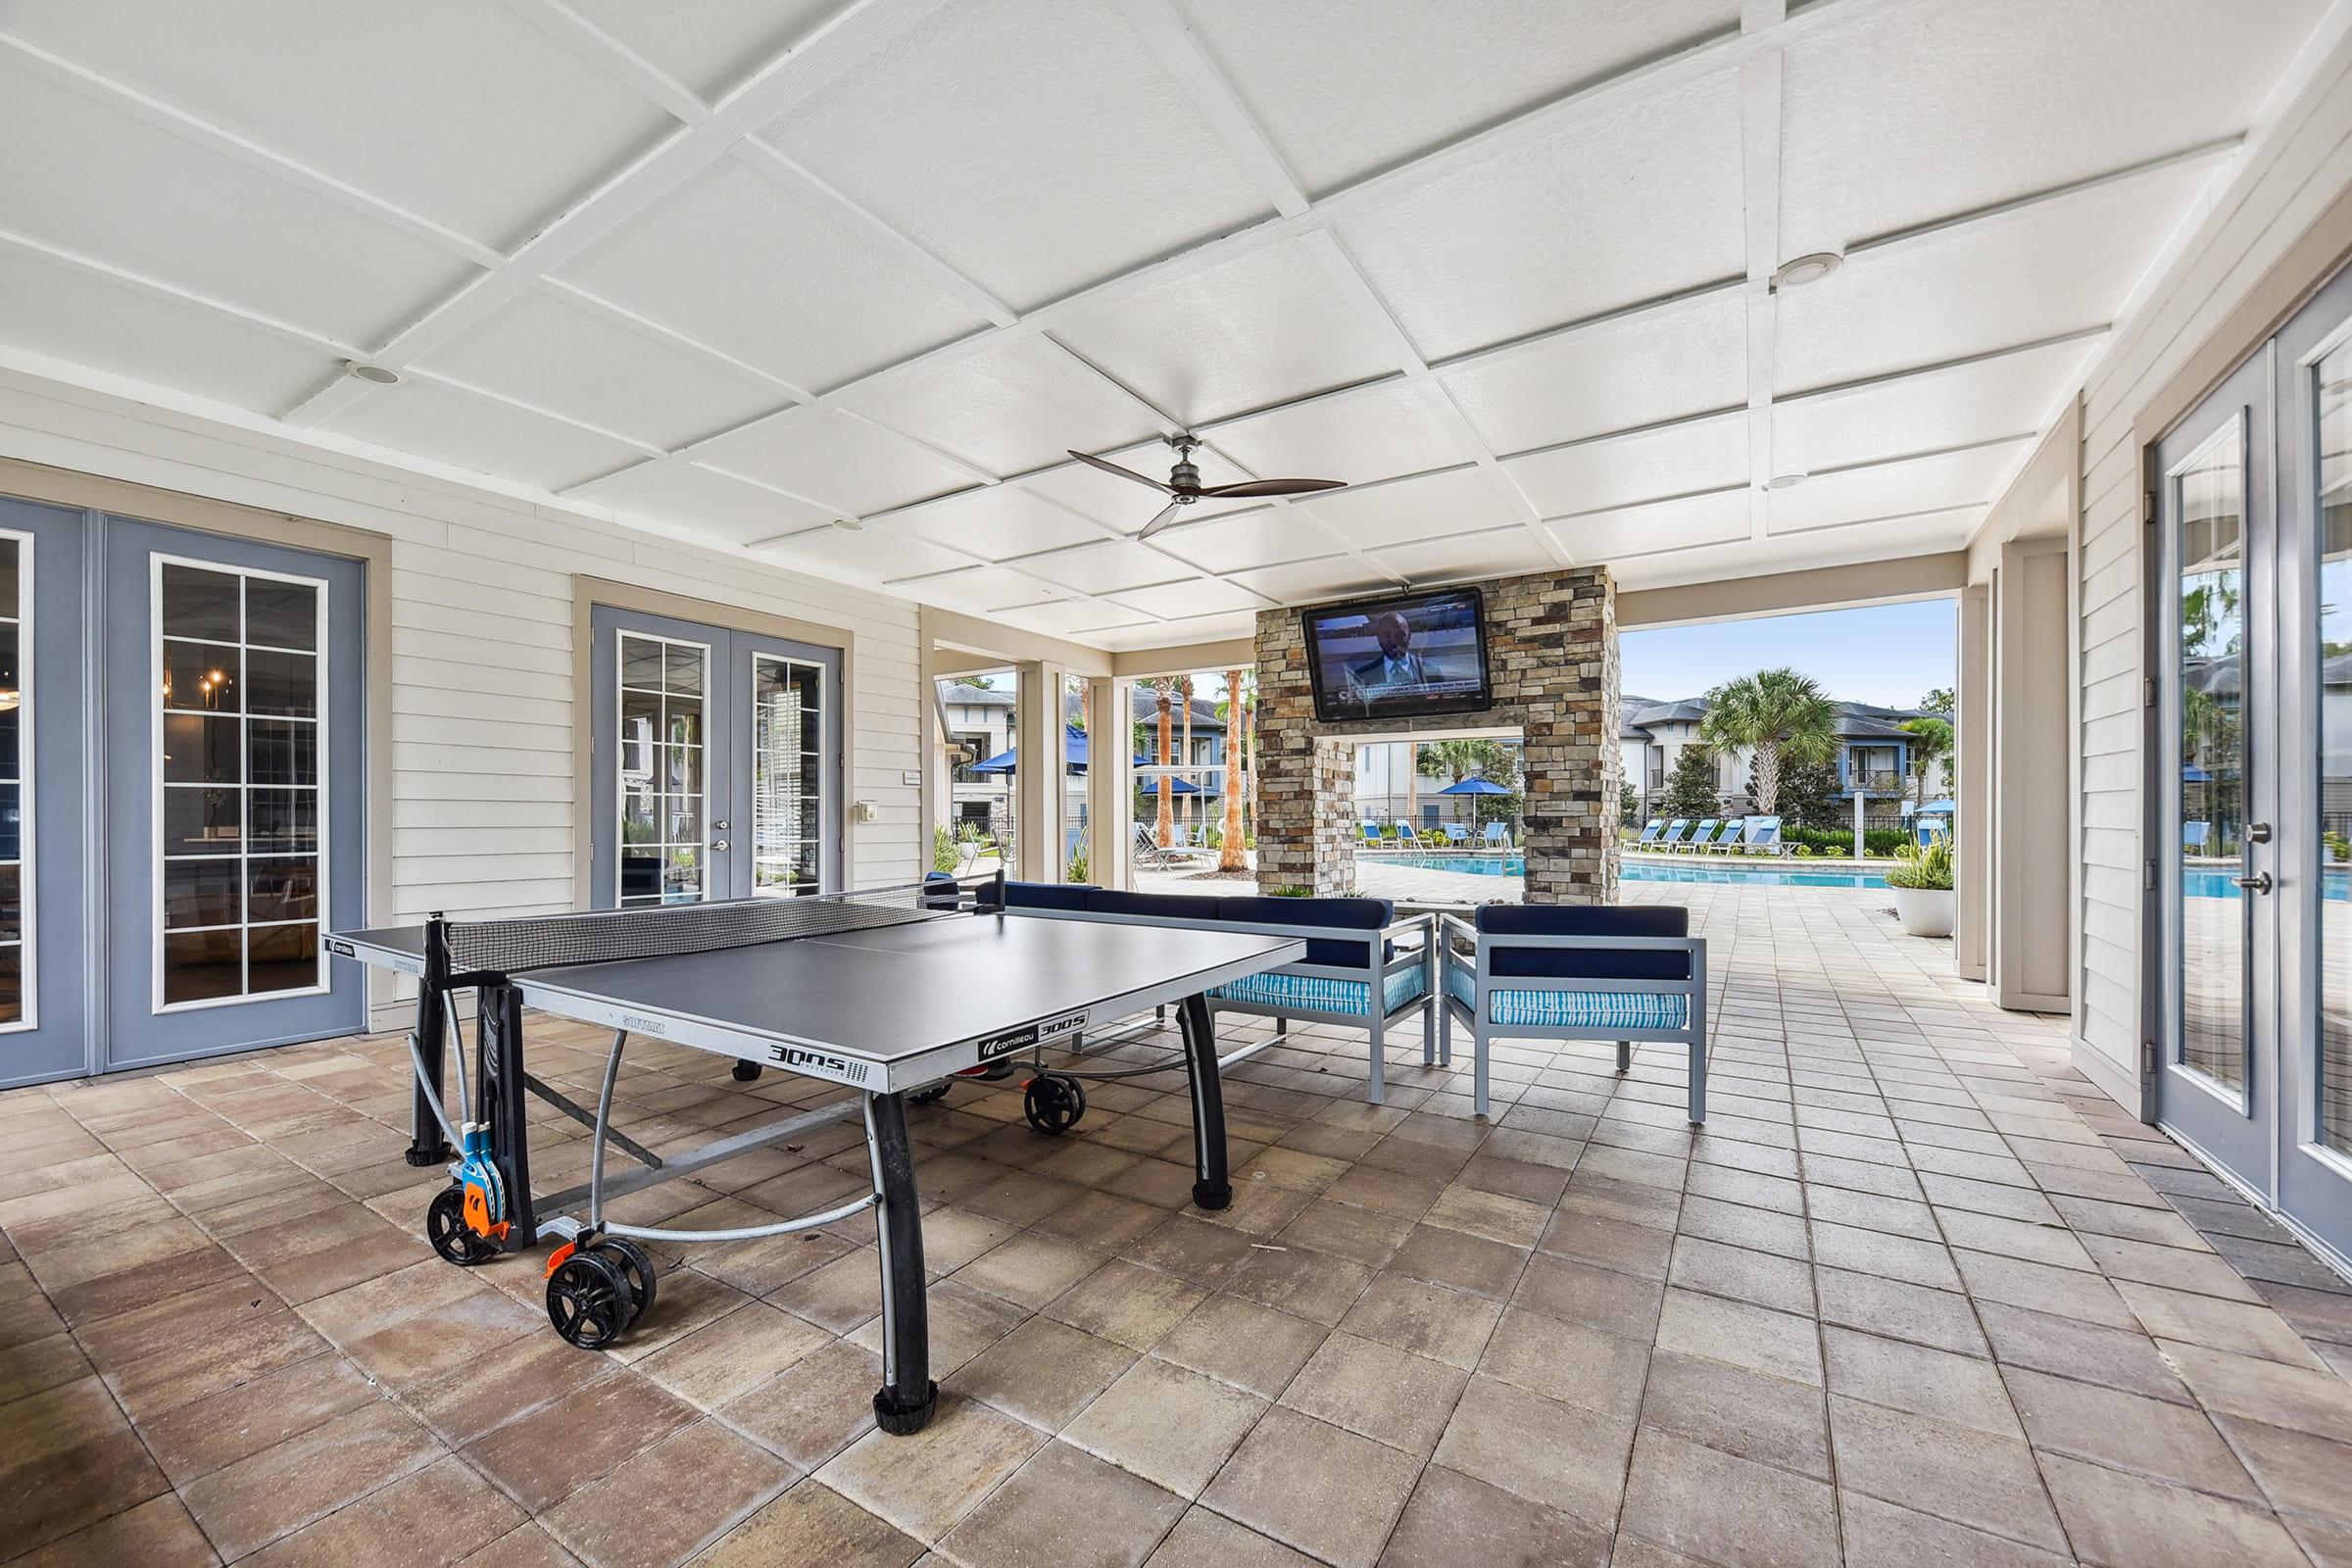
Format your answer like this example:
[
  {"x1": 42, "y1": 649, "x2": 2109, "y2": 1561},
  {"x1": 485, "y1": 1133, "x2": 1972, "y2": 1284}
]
[
  {"x1": 618, "y1": 632, "x2": 707, "y2": 906},
  {"x1": 0, "y1": 535, "x2": 27, "y2": 1028},
  {"x1": 753, "y1": 655, "x2": 821, "y2": 896},
  {"x1": 2173, "y1": 420, "x2": 2248, "y2": 1094},
  {"x1": 2314, "y1": 344, "x2": 2352, "y2": 1155},
  {"x1": 157, "y1": 561, "x2": 324, "y2": 1007}
]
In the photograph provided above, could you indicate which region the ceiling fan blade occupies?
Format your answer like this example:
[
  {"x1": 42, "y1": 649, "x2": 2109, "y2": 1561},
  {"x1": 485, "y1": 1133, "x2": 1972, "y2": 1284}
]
[
  {"x1": 1200, "y1": 477, "x2": 1348, "y2": 498},
  {"x1": 1067, "y1": 449, "x2": 1174, "y2": 493},
  {"x1": 1135, "y1": 500, "x2": 1186, "y2": 540}
]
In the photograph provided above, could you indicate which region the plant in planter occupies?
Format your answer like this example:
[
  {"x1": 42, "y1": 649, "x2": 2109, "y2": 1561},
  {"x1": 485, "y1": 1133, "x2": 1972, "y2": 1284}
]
[{"x1": 1885, "y1": 837, "x2": 1955, "y2": 938}]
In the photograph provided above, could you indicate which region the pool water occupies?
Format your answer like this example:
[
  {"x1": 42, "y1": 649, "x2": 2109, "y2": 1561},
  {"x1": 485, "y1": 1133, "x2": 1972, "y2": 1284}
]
[{"x1": 1375, "y1": 852, "x2": 1891, "y2": 889}]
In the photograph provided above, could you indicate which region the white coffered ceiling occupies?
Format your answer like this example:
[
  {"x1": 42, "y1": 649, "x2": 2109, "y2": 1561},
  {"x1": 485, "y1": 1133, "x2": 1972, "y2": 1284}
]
[{"x1": 0, "y1": 0, "x2": 2329, "y2": 649}]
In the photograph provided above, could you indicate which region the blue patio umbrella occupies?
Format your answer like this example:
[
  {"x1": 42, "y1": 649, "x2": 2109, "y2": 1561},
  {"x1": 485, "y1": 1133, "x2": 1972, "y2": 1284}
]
[
  {"x1": 1435, "y1": 777, "x2": 1512, "y2": 796},
  {"x1": 1138, "y1": 775, "x2": 1202, "y2": 795},
  {"x1": 1901, "y1": 798, "x2": 1957, "y2": 816},
  {"x1": 969, "y1": 727, "x2": 1100, "y2": 774},
  {"x1": 2181, "y1": 765, "x2": 2212, "y2": 783}
]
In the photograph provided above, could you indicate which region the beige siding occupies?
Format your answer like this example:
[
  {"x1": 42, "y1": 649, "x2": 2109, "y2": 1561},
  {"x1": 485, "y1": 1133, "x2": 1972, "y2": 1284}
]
[
  {"x1": 2060, "y1": 33, "x2": 2352, "y2": 1094},
  {"x1": 0, "y1": 370, "x2": 926, "y2": 945}
]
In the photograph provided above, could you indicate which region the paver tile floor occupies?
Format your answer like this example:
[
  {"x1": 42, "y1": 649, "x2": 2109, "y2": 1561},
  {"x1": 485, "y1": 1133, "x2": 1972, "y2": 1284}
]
[{"x1": 4, "y1": 883, "x2": 2350, "y2": 1565}]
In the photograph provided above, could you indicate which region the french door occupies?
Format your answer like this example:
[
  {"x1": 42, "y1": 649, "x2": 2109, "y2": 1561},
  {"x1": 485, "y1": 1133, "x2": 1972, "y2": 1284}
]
[
  {"x1": 2155, "y1": 263, "x2": 2352, "y2": 1267},
  {"x1": 588, "y1": 605, "x2": 842, "y2": 907},
  {"x1": 0, "y1": 496, "x2": 368, "y2": 1086}
]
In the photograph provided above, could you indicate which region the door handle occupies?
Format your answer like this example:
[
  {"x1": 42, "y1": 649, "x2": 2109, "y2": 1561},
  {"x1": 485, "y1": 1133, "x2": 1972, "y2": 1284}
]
[
  {"x1": 2246, "y1": 821, "x2": 2272, "y2": 844},
  {"x1": 2235, "y1": 871, "x2": 2273, "y2": 894},
  {"x1": 711, "y1": 840, "x2": 730, "y2": 852}
]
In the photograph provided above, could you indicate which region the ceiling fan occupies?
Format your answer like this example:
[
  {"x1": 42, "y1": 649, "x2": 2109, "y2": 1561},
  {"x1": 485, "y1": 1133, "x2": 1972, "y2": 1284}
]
[{"x1": 1066, "y1": 434, "x2": 1345, "y2": 540}]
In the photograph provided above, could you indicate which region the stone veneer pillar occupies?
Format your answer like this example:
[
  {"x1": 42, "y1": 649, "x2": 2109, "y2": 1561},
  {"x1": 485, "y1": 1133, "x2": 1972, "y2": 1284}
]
[{"x1": 1253, "y1": 567, "x2": 1620, "y2": 903}]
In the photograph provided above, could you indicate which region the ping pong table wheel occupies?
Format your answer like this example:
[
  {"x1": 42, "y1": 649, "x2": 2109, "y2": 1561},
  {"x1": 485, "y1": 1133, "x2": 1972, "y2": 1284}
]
[
  {"x1": 592, "y1": 1236, "x2": 659, "y2": 1328},
  {"x1": 908, "y1": 1081, "x2": 953, "y2": 1106},
  {"x1": 1022, "y1": 1073, "x2": 1086, "y2": 1136},
  {"x1": 873, "y1": 1380, "x2": 939, "y2": 1437},
  {"x1": 731, "y1": 1059, "x2": 762, "y2": 1083},
  {"x1": 546, "y1": 1250, "x2": 634, "y2": 1349},
  {"x1": 425, "y1": 1186, "x2": 498, "y2": 1267}
]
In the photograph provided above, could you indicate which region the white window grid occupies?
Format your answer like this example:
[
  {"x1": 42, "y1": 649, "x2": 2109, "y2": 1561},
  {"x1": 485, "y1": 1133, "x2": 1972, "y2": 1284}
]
[
  {"x1": 752, "y1": 652, "x2": 825, "y2": 898},
  {"x1": 0, "y1": 530, "x2": 33, "y2": 1032},
  {"x1": 151, "y1": 555, "x2": 328, "y2": 1013},
  {"x1": 617, "y1": 631, "x2": 709, "y2": 907}
]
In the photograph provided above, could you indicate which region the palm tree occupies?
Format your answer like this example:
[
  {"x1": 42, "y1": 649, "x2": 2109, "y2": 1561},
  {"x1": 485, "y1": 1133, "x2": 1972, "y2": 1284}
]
[
  {"x1": 1896, "y1": 716, "x2": 1952, "y2": 809},
  {"x1": 1176, "y1": 674, "x2": 1196, "y2": 832},
  {"x1": 1152, "y1": 677, "x2": 1175, "y2": 849},
  {"x1": 1219, "y1": 668, "x2": 1246, "y2": 871},
  {"x1": 1699, "y1": 668, "x2": 1838, "y2": 816}
]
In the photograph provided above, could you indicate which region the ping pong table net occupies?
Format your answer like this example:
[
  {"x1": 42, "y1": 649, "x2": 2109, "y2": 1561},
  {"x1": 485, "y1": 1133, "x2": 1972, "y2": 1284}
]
[{"x1": 434, "y1": 882, "x2": 970, "y2": 977}]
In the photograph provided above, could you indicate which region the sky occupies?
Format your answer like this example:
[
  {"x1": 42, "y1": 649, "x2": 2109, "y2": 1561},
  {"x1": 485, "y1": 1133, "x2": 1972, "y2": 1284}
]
[{"x1": 1622, "y1": 600, "x2": 1956, "y2": 709}]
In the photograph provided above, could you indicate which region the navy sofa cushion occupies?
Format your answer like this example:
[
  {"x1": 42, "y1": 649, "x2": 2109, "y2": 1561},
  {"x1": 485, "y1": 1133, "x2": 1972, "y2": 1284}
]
[
  {"x1": 1084, "y1": 888, "x2": 1208, "y2": 922},
  {"x1": 1001, "y1": 881, "x2": 1094, "y2": 911},
  {"x1": 1475, "y1": 904, "x2": 1691, "y2": 981},
  {"x1": 1217, "y1": 895, "x2": 1393, "y2": 968}
]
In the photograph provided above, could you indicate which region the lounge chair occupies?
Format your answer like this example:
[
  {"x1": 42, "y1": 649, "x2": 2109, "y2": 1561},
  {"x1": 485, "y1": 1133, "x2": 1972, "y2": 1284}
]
[
  {"x1": 1438, "y1": 905, "x2": 1708, "y2": 1120},
  {"x1": 1674, "y1": 818, "x2": 1719, "y2": 855},
  {"x1": 1360, "y1": 821, "x2": 1383, "y2": 848},
  {"x1": 1741, "y1": 816, "x2": 1786, "y2": 856},
  {"x1": 1701, "y1": 818, "x2": 1748, "y2": 854},
  {"x1": 1914, "y1": 817, "x2": 1949, "y2": 849},
  {"x1": 1632, "y1": 819, "x2": 1666, "y2": 850},
  {"x1": 2182, "y1": 820, "x2": 2211, "y2": 853},
  {"x1": 1482, "y1": 822, "x2": 1510, "y2": 850},
  {"x1": 1441, "y1": 823, "x2": 1470, "y2": 846},
  {"x1": 1654, "y1": 818, "x2": 1692, "y2": 852},
  {"x1": 1395, "y1": 823, "x2": 1422, "y2": 849}
]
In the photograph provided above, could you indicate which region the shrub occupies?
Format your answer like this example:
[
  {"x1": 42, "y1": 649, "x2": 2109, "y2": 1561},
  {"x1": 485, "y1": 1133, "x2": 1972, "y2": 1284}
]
[
  {"x1": 1784, "y1": 826, "x2": 1909, "y2": 858},
  {"x1": 933, "y1": 824, "x2": 959, "y2": 873},
  {"x1": 1885, "y1": 838, "x2": 1954, "y2": 891}
]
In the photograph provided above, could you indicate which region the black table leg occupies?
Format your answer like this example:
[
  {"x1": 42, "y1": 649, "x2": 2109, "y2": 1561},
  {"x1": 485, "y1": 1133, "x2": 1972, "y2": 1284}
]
[
  {"x1": 405, "y1": 984, "x2": 455, "y2": 1166},
  {"x1": 480, "y1": 982, "x2": 536, "y2": 1251},
  {"x1": 1177, "y1": 993, "x2": 1232, "y2": 1210},
  {"x1": 866, "y1": 1091, "x2": 936, "y2": 1436}
]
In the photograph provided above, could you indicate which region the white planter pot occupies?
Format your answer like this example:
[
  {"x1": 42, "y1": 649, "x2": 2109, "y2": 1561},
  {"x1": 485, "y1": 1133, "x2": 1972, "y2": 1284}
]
[{"x1": 1891, "y1": 885, "x2": 1955, "y2": 938}]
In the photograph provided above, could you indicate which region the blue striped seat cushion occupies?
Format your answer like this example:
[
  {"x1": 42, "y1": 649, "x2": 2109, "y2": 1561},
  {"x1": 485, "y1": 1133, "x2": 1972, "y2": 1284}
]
[
  {"x1": 1444, "y1": 962, "x2": 1687, "y2": 1031},
  {"x1": 1211, "y1": 964, "x2": 1428, "y2": 1018}
]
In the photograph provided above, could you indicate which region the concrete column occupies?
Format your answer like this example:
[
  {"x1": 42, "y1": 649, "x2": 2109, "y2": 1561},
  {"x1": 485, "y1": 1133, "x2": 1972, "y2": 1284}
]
[
  {"x1": 1013, "y1": 661, "x2": 1069, "y2": 883},
  {"x1": 1086, "y1": 676, "x2": 1132, "y2": 888},
  {"x1": 1990, "y1": 541, "x2": 2072, "y2": 1011},
  {"x1": 1954, "y1": 583, "x2": 1991, "y2": 981}
]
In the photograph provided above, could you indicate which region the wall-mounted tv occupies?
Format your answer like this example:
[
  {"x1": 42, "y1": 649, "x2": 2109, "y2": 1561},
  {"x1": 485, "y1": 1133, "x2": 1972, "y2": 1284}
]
[{"x1": 1303, "y1": 587, "x2": 1494, "y2": 724}]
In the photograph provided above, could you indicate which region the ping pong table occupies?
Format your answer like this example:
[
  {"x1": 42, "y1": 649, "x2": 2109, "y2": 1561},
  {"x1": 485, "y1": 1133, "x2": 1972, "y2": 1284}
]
[{"x1": 329, "y1": 881, "x2": 1300, "y2": 1437}]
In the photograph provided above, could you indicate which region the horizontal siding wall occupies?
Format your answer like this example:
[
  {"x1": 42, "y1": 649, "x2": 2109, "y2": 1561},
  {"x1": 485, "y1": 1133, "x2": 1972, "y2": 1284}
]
[
  {"x1": 2064, "y1": 32, "x2": 2352, "y2": 1097},
  {"x1": 0, "y1": 371, "x2": 925, "y2": 952}
]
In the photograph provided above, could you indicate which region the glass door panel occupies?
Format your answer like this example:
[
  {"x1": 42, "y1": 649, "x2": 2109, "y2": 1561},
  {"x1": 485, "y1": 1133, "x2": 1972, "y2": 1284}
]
[
  {"x1": 2173, "y1": 420, "x2": 2251, "y2": 1097},
  {"x1": 615, "y1": 630, "x2": 709, "y2": 906},
  {"x1": 753, "y1": 655, "x2": 823, "y2": 897},
  {"x1": 2316, "y1": 340, "x2": 2352, "y2": 1163}
]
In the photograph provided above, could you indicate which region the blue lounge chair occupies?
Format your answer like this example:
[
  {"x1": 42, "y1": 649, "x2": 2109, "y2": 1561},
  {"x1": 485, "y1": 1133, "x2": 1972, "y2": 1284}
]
[
  {"x1": 1360, "y1": 821, "x2": 1383, "y2": 847},
  {"x1": 1441, "y1": 822, "x2": 1470, "y2": 846},
  {"x1": 1742, "y1": 816, "x2": 1786, "y2": 856},
  {"x1": 1439, "y1": 905, "x2": 1708, "y2": 1120},
  {"x1": 1632, "y1": 819, "x2": 1666, "y2": 849},
  {"x1": 2182, "y1": 820, "x2": 2211, "y2": 852},
  {"x1": 1674, "y1": 818, "x2": 1719, "y2": 855},
  {"x1": 1482, "y1": 822, "x2": 1510, "y2": 850},
  {"x1": 1396, "y1": 823, "x2": 1422, "y2": 849},
  {"x1": 1914, "y1": 817, "x2": 1949, "y2": 849},
  {"x1": 1654, "y1": 818, "x2": 1692, "y2": 852},
  {"x1": 1702, "y1": 818, "x2": 1748, "y2": 854}
]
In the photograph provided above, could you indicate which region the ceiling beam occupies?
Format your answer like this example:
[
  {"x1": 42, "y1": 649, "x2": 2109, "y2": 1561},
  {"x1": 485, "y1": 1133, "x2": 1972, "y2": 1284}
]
[
  {"x1": 493, "y1": 0, "x2": 713, "y2": 126},
  {"x1": 1106, "y1": 0, "x2": 1309, "y2": 218}
]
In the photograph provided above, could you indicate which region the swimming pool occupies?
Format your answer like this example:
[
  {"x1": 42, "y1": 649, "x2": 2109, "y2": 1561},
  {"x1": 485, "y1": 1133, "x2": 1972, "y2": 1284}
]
[{"x1": 1373, "y1": 852, "x2": 1892, "y2": 889}]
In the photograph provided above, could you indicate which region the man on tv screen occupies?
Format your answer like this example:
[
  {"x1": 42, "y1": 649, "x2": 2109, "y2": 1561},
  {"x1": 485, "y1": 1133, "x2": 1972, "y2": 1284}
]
[{"x1": 1346, "y1": 611, "x2": 1431, "y2": 700}]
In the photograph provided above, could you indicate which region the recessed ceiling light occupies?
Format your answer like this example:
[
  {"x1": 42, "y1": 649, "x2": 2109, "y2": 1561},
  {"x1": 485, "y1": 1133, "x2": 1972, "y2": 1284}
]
[
  {"x1": 1770, "y1": 252, "x2": 1841, "y2": 290},
  {"x1": 1764, "y1": 472, "x2": 1809, "y2": 491},
  {"x1": 341, "y1": 361, "x2": 401, "y2": 385}
]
